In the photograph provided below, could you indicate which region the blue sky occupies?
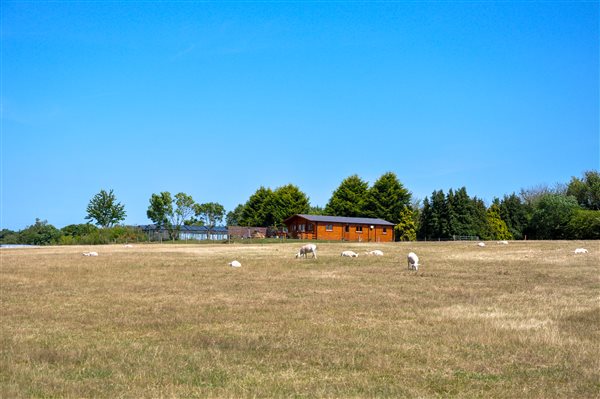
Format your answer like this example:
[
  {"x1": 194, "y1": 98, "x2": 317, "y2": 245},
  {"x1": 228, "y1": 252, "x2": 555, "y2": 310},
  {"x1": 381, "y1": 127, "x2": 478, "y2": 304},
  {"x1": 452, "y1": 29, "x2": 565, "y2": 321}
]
[{"x1": 2, "y1": 1, "x2": 598, "y2": 230}]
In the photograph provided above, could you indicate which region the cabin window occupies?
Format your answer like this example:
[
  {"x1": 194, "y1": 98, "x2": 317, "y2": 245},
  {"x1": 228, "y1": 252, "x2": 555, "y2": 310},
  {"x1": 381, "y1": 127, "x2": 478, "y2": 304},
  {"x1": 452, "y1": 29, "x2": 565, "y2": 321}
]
[
  {"x1": 382, "y1": 227, "x2": 387, "y2": 235},
  {"x1": 345, "y1": 225, "x2": 349, "y2": 232},
  {"x1": 356, "y1": 226, "x2": 363, "y2": 233},
  {"x1": 307, "y1": 223, "x2": 314, "y2": 232},
  {"x1": 326, "y1": 224, "x2": 333, "y2": 231},
  {"x1": 292, "y1": 224, "x2": 297, "y2": 231},
  {"x1": 299, "y1": 224, "x2": 305, "y2": 232}
]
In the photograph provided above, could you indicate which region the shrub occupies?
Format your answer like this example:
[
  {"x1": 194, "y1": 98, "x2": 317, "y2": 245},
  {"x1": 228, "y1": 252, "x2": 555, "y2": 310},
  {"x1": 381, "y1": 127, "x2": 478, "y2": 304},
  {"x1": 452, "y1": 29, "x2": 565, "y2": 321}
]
[
  {"x1": 567, "y1": 209, "x2": 600, "y2": 239},
  {"x1": 18, "y1": 219, "x2": 61, "y2": 245},
  {"x1": 58, "y1": 225, "x2": 146, "y2": 245},
  {"x1": 528, "y1": 194, "x2": 579, "y2": 239},
  {"x1": 61, "y1": 223, "x2": 98, "y2": 237},
  {"x1": 0, "y1": 229, "x2": 19, "y2": 244}
]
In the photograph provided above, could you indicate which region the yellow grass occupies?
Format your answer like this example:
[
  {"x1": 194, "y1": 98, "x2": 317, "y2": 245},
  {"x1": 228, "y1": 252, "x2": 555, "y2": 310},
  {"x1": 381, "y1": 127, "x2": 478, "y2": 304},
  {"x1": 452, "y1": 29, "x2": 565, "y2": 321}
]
[{"x1": 1, "y1": 241, "x2": 598, "y2": 398}]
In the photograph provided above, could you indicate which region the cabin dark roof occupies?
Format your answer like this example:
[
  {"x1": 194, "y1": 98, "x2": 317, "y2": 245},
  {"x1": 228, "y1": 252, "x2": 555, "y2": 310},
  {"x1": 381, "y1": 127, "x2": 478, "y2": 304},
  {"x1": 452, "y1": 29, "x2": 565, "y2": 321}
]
[{"x1": 284, "y1": 214, "x2": 394, "y2": 226}]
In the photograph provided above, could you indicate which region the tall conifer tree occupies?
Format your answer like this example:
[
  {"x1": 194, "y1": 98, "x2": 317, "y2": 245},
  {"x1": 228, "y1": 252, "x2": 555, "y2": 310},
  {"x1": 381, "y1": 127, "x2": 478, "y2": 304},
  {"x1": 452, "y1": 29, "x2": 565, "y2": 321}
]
[
  {"x1": 324, "y1": 175, "x2": 369, "y2": 217},
  {"x1": 364, "y1": 172, "x2": 411, "y2": 224},
  {"x1": 240, "y1": 187, "x2": 274, "y2": 227}
]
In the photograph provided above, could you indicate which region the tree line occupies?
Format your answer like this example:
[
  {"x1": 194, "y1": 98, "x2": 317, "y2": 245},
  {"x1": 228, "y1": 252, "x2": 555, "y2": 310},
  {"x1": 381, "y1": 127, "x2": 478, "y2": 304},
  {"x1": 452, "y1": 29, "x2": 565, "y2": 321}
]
[
  {"x1": 418, "y1": 171, "x2": 599, "y2": 240},
  {"x1": 1, "y1": 170, "x2": 598, "y2": 245}
]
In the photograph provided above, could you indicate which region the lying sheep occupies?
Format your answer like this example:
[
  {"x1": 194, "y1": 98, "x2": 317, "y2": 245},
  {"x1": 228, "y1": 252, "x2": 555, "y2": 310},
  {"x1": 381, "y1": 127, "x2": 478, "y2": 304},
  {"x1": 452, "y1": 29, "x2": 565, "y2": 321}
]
[
  {"x1": 407, "y1": 252, "x2": 419, "y2": 271},
  {"x1": 341, "y1": 250, "x2": 359, "y2": 257},
  {"x1": 477, "y1": 242, "x2": 486, "y2": 247},
  {"x1": 229, "y1": 260, "x2": 242, "y2": 267},
  {"x1": 83, "y1": 251, "x2": 98, "y2": 257},
  {"x1": 296, "y1": 244, "x2": 317, "y2": 259},
  {"x1": 574, "y1": 248, "x2": 589, "y2": 254},
  {"x1": 365, "y1": 250, "x2": 384, "y2": 256},
  {"x1": 497, "y1": 240, "x2": 508, "y2": 245}
]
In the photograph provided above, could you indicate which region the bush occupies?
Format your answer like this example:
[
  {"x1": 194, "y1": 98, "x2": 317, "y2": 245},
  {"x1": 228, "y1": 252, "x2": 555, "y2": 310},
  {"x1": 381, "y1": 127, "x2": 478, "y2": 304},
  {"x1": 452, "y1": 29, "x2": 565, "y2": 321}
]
[
  {"x1": 0, "y1": 229, "x2": 19, "y2": 244},
  {"x1": 528, "y1": 194, "x2": 580, "y2": 239},
  {"x1": 567, "y1": 210, "x2": 600, "y2": 239},
  {"x1": 61, "y1": 223, "x2": 98, "y2": 237},
  {"x1": 18, "y1": 219, "x2": 61, "y2": 245},
  {"x1": 58, "y1": 225, "x2": 147, "y2": 245},
  {"x1": 487, "y1": 204, "x2": 513, "y2": 240}
]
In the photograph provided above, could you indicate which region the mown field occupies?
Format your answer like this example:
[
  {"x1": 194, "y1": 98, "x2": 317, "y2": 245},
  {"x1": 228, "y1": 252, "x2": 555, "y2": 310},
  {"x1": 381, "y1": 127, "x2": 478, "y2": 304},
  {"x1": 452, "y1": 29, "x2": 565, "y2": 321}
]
[{"x1": 1, "y1": 241, "x2": 598, "y2": 398}]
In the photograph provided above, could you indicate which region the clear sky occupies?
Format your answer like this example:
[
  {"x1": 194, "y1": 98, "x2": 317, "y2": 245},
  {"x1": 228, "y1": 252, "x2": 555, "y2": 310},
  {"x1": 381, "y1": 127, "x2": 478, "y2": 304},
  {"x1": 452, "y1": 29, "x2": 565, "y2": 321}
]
[{"x1": 2, "y1": 1, "x2": 598, "y2": 230}]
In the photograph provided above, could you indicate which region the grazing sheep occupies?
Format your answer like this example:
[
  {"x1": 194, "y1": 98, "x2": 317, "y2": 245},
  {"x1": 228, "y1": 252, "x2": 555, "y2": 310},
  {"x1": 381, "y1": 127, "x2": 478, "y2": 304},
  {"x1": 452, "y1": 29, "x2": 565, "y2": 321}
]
[
  {"x1": 83, "y1": 251, "x2": 98, "y2": 257},
  {"x1": 574, "y1": 248, "x2": 589, "y2": 254},
  {"x1": 477, "y1": 242, "x2": 486, "y2": 247},
  {"x1": 296, "y1": 244, "x2": 317, "y2": 259},
  {"x1": 365, "y1": 250, "x2": 384, "y2": 256},
  {"x1": 341, "y1": 250, "x2": 359, "y2": 257},
  {"x1": 407, "y1": 252, "x2": 419, "y2": 271},
  {"x1": 497, "y1": 240, "x2": 509, "y2": 245},
  {"x1": 229, "y1": 260, "x2": 242, "y2": 267}
]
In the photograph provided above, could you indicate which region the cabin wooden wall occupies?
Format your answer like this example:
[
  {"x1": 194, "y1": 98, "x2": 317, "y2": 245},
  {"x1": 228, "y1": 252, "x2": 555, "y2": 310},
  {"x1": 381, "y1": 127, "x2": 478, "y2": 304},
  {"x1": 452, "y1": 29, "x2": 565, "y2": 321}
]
[{"x1": 285, "y1": 216, "x2": 393, "y2": 242}]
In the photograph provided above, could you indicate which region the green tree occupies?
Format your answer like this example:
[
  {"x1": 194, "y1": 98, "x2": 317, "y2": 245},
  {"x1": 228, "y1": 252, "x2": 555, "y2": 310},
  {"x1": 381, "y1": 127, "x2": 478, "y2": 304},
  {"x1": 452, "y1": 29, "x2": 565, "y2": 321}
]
[
  {"x1": 363, "y1": 172, "x2": 411, "y2": 224},
  {"x1": 430, "y1": 189, "x2": 448, "y2": 238},
  {"x1": 417, "y1": 197, "x2": 433, "y2": 240},
  {"x1": 307, "y1": 205, "x2": 326, "y2": 215},
  {"x1": 410, "y1": 198, "x2": 422, "y2": 234},
  {"x1": 195, "y1": 202, "x2": 226, "y2": 238},
  {"x1": 520, "y1": 184, "x2": 565, "y2": 208},
  {"x1": 395, "y1": 206, "x2": 417, "y2": 241},
  {"x1": 566, "y1": 170, "x2": 600, "y2": 210},
  {"x1": 226, "y1": 204, "x2": 245, "y2": 226},
  {"x1": 61, "y1": 223, "x2": 98, "y2": 238},
  {"x1": 418, "y1": 190, "x2": 447, "y2": 240},
  {"x1": 529, "y1": 194, "x2": 580, "y2": 239},
  {"x1": 324, "y1": 175, "x2": 369, "y2": 217},
  {"x1": 487, "y1": 203, "x2": 513, "y2": 240},
  {"x1": 146, "y1": 192, "x2": 197, "y2": 240},
  {"x1": 443, "y1": 189, "x2": 458, "y2": 236},
  {"x1": 472, "y1": 197, "x2": 492, "y2": 240},
  {"x1": 269, "y1": 184, "x2": 310, "y2": 227},
  {"x1": 85, "y1": 189, "x2": 126, "y2": 228},
  {"x1": 498, "y1": 193, "x2": 528, "y2": 239},
  {"x1": 240, "y1": 187, "x2": 274, "y2": 227},
  {"x1": 567, "y1": 209, "x2": 600, "y2": 239},
  {"x1": 147, "y1": 192, "x2": 173, "y2": 230},
  {"x1": 0, "y1": 229, "x2": 19, "y2": 244},
  {"x1": 448, "y1": 187, "x2": 475, "y2": 237},
  {"x1": 171, "y1": 192, "x2": 197, "y2": 239},
  {"x1": 18, "y1": 218, "x2": 61, "y2": 245}
]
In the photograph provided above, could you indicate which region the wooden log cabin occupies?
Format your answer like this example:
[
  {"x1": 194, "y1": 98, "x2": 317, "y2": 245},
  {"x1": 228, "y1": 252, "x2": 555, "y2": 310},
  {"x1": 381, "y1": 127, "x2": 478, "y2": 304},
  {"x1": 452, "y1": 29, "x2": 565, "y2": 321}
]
[{"x1": 283, "y1": 214, "x2": 395, "y2": 242}]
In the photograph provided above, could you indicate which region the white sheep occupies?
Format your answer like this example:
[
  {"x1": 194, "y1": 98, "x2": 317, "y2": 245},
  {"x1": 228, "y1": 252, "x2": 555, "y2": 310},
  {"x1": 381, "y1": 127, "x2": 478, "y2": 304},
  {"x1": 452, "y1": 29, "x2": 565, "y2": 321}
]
[
  {"x1": 497, "y1": 240, "x2": 508, "y2": 245},
  {"x1": 123, "y1": 244, "x2": 134, "y2": 248},
  {"x1": 407, "y1": 252, "x2": 419, "y2": 271},
  {"x1": 296, "y1": 244, "x2": 317, "y2": 259},
  {"x1": 574, "y1": 248, "x2": 589, "y2": 254},
  {"x1": 341, "y1": 250, "x2": 359, "y2": 257},
  {"x1": 229, "y1": 260, "x2": 242, "y2": 267},
  {"x1": 83, "y1": 251, "x2": 98, "y2": 257},
  {"x1": 365, "y1": 250, "x2": 384, "y2": 256},
  {"x1": 477, "y1": 242, "x2": 486, "y2": 247}
]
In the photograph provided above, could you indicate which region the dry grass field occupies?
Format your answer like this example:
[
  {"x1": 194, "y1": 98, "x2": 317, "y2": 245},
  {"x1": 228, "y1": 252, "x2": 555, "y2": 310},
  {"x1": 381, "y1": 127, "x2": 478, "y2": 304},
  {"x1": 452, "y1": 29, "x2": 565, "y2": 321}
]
[{"x1": 1, "y1": 241, "x2": 598, "y2": 398}]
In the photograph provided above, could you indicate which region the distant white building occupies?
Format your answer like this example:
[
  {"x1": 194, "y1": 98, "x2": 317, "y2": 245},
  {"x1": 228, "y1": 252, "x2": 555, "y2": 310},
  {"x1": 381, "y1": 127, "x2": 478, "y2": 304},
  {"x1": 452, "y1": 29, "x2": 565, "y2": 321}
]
[{"x1": 138, "y1": 225, "x2": 228, "y2": 241}]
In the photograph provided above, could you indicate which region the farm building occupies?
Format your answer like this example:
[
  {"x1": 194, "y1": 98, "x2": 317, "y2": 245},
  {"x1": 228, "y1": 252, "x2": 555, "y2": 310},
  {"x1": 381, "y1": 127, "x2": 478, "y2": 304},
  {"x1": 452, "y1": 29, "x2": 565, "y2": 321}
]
[
  {"x1": 139, "y1": 225, "x2": 229, "y2": 241},
  {"x1": 227, "y1": 226, "x2": 268, "y2": 239},
  {"x1": 283, "y1": 214, "x2": 395, "y2": 242}
]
